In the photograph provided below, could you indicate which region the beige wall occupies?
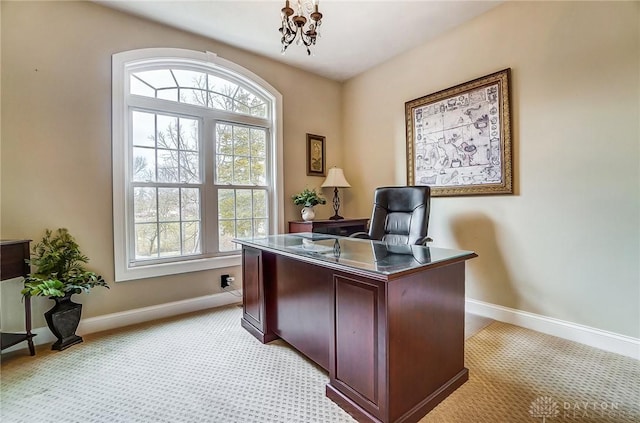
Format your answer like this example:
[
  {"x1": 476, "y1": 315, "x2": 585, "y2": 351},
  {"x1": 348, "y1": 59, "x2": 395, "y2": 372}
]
[
  {"x1": 2, "y1": 1, "x2": 639, "y2": 341},
  {"x1": 0, "y1": 1, "x2": 342, "y2": 329},
  {"x1": 343, "y1": 1, "x2": 640, "y2": 337}
]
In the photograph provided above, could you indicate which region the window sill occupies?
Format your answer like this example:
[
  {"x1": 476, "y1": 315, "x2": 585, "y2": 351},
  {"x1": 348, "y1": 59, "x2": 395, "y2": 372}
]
[{"x1": 115, "y1": 254, "x2": 242, "y2": 282}]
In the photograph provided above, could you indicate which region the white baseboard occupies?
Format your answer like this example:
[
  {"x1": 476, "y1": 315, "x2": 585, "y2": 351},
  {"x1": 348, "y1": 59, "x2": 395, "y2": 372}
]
[
  {"x1": 466, "y1": 298, "x2": 640, "y2": 360},
  {"x1": 6, "y1": 294, "x2": 637, "y2": 361},
  {"x1": 2, "y1": 290, "x2": 242, "y2": 354}
]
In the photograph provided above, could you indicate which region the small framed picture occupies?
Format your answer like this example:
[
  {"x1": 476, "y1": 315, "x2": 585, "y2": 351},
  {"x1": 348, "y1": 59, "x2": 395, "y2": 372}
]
[{"x1": 306, "y1": 133, "x2": 326, "y2": 177}]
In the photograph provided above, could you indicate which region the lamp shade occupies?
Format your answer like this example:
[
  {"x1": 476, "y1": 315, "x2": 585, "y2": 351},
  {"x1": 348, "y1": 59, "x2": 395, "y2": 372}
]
[{"x1": 321, "y1": 167, "x2": 351, "y2": 188}]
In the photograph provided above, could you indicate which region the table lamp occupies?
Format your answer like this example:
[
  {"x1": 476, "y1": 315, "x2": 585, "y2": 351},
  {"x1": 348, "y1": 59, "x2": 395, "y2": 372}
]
[{"x1": 321, "y1": 167, "x2": 351, "y2": 220}]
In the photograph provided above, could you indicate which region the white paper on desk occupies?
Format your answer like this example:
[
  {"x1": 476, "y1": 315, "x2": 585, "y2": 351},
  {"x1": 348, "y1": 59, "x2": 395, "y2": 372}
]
[{"x1": 289, "y1": 243, "x2": 334, "y2": 253}]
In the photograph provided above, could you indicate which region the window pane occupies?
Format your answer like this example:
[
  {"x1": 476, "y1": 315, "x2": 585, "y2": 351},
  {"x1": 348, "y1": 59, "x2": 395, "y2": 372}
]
[
  {"x1": 130, "y1": 76, "x2": 155, "y2": 98},
  {"x1": 218, "y1": 189, "x2": 235, "y2": 219},
  {"x1": 172, "y1": 69, "x2": 206, "y2": 89},
  {"x1": 132, "y1": 111, "x2": 155, "y2": 147},
  {"x1": 180, "y1": 88, "x2": 208, "y2": 107},
  {"x1": 134, "y1": 187, "x2": 157, "y2": 223},
  {"x1": 218, "y1": 220, "x2": 236, "y2": 252},
  {"x1": 216, "y1": 155, "x2": 233, "y2": 184},
  {"x1": 209, "y1": 93, "x2": 233, "y2": 111},
  {"x1": 208, "y1": 75, "x2": 238, "y2": 97},
  {"x1": 157, "y1": 88, "x2": 178, "y2": 102},
  {"x1": 179, "y1": 118, "x2": 199, "y2": 151},
  {"x1": 233, "y1": 156, "x2": 250, "y2": 185},
  {"x1": 159, "y1": 222, "x2": 181, "y2": 257},
  {"x1": 182, "y1": 222, "x2": 201, "y2": 255},
  {"x1": 250, "y1": 129, "x2": 266, "y2": 157},
  {"x1": 133, "y1": 147, "x2": 156, "y2": 182},
  {"x1": 237, "y1": 219, "x2": 252, "y2": 238},
  {"x1": 235, "y1": 87, "x2": 262, "y2": 107},
  {"x1": 251, "y1": 158, "x2": 266, "y2": 185},
  {"x1": 234, "y1": 87, "x2": 266, "y2": 117},
  {"x1": 233, "y1": 101, "x2": 250, "y2": 115},
  {"x1": 158, "y1": 188, "x2": 179, "y2": 222},
  {"x1": 157, "y1": 150, "x2": 179, "y2": 183},
  {"x1": 133, "y1": 69, "x2": 176, "y2": 90},
  {"x1": 157, "y1": 115, "x2": 178, "y2": 149},
  {"x1": 252, "y1": 190, "x2": 267, "y2": 218},
  {"x1": 234, "y1": 127, "x2": 250, "y2": 156},
  {"x1": 236, "y1": 190, "x2": 252, "y2": 219},
  {"x1": 135, "y1": 223, "x2": 158, "y2": 259},
  {"x1": 181, "y1": 188, "x2": 200, "y2": 220},
  {"x1": 254, "y1": 218, "x2": 268, "y2": 237},
  {"x1": 216, "y1": 124, "x2": 233, "y2": 155},
  {"x1": 251, "y1": 103, "x2": 267, "y2": 118},
  {"x1": 180, "y1": 152, "x2": 200, "y2": 183}
]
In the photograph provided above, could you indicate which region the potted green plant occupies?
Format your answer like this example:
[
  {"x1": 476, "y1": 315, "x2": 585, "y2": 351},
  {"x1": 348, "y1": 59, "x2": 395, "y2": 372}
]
[
  {"x1": 292, "y1": 188, "x2": 326, "y2": 221},
  {"x1": 21, "y1": 228, "x2": 109, "y2": 350}
]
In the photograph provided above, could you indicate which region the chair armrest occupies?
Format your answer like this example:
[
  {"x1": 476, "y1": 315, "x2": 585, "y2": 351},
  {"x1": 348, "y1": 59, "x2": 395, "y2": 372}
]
[
  {"x1": 349, "y1": 232, "x2": 370, "y2": 239},
  {"x1": 416, "y1": 236, "x2": 433, "y2": 246}
]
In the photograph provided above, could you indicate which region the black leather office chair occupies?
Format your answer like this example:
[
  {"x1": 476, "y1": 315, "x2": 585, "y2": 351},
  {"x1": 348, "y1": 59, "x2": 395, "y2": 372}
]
[
  {"x1": 371, "y1": 243, "x2": 432, "y2": 270},
  {"x1": 351, "y1": 186, "x2": 431, "y2": 245}
]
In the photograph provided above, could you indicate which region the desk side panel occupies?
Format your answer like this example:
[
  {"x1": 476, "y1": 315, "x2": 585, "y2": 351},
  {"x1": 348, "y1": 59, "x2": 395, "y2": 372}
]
[
  {"x1": 242, "y1": 247, "x2": 262, "y2": 327},
  {"x1": 387, "y1": 262, "x2": 467, "y2": 421},
  {"x1": 334, "y1": 277, "x2": 377, "y2": 402},
  {"x1": 241, "y1": 247, "x2": 278, "y2": 343},
  {"x1": 329, "y1": 273, "x2": 388, "y2": 421}
]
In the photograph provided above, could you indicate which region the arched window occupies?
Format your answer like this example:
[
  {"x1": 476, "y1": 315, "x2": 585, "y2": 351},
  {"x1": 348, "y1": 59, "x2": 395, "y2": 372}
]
[{"x1": 112, "y1": 49, "x2": 283, "y2": 281}]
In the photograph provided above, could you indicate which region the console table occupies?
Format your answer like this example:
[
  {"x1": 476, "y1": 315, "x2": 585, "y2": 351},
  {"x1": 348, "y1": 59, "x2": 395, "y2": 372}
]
[
  {"x1": 1, "y1": 239, "x2": 36, "y2": 355},
  {"x1": 235, "y1": 234, "x2": 477, "y2": 423},
  {"x1": 288, "y1": 217, "x2": 369, "y2": 237}
]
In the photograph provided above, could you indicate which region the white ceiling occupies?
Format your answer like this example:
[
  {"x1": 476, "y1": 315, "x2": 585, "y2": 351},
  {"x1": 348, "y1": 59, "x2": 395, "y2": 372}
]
[{"x1": 96, "y1": 0, "x2": 502, "y2": 81}]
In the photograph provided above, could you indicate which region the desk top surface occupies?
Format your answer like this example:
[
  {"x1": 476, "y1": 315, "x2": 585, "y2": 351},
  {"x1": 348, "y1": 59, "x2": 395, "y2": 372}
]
[{"x1": 234, "y1": 233, "x2": 476, "y2": 277}]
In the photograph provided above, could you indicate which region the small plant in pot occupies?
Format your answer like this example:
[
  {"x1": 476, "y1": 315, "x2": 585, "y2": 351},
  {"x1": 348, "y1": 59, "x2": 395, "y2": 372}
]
[
  {"x1": 21, "y1": 228, "x2": 109, "y2": 351},
  {"x1": 292, "y1": 188, "x2": 326, "y2": 221}
]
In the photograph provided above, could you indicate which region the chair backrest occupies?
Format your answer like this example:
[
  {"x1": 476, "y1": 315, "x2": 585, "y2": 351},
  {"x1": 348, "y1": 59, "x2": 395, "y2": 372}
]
[{"x1": 367, "y1": 186, "x2": 431, "y2": 245}]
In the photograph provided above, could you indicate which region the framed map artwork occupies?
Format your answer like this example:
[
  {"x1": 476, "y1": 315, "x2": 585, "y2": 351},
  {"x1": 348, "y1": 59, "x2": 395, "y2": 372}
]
[
  {"x1": 306, "y1": 133, "x2": 326, "y2": 177},
  {"x1": 405, "y1": 68, "x2": 513, "y2": 196}
]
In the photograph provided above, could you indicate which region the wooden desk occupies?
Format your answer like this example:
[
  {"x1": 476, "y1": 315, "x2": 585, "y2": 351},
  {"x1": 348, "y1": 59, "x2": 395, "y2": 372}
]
[
  {"x1": 235, "y1": 234, "x2": 477, "y2": 423},
  {"x1": 1, "y1": 239, "x2": 36, "y2": 355},
  {"x1": 288, "y1": 217, "x2": 369, "y2": 237}
]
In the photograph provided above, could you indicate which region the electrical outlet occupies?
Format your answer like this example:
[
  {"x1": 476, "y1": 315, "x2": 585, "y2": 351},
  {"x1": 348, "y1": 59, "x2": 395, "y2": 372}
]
[{"x1": 221, "y1": 274, "x2": 232, "y2": 289}]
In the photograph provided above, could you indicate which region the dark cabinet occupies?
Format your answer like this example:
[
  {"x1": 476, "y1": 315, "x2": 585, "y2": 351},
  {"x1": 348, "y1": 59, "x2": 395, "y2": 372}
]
[
  {"x1": 1, "y1": 240, "x2": 36, "y2": 355},
  {"x1": 288, "y1": 218, "x2": 369, "y2": 237}
]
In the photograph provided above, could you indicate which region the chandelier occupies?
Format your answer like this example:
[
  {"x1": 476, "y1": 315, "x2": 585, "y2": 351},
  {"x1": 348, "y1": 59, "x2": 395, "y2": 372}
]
[{"x1": 279, "y1": 0, "x2": 323, "y2": 55}]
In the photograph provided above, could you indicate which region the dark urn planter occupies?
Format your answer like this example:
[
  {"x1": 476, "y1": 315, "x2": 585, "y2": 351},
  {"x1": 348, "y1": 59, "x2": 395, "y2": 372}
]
[{"x1": 44, "y1": 292, "x2": 83, "y2": 350}]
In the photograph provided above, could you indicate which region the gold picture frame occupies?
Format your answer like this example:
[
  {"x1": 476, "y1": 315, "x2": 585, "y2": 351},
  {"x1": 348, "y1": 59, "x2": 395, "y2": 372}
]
[
  {"x1": 306, "y1": 133, "x2": 326, "y2": 177},
  {"x1": 405, "y1": 68, "x2": 513, "y2": 196}
]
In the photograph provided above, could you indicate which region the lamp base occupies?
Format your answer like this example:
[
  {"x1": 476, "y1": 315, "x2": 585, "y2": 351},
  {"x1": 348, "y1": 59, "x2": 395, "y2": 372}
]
[{"x1": 330, "y1": 188, "x2": 344, "y2": 220}]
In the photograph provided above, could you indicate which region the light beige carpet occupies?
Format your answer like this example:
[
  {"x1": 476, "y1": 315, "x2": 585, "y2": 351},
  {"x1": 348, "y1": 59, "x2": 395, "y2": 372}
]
[
  {"x1": 422, "y1": 321, "x2": 639, "y2": 423},
  {"x1": 1, "y1": 305, "x2": 638, "y2": 423}
]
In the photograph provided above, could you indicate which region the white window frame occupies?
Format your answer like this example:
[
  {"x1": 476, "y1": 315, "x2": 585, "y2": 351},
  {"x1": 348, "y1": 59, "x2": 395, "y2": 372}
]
[{"x1": 112, "y1": 48, "x2": 283, "y2": 282}]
